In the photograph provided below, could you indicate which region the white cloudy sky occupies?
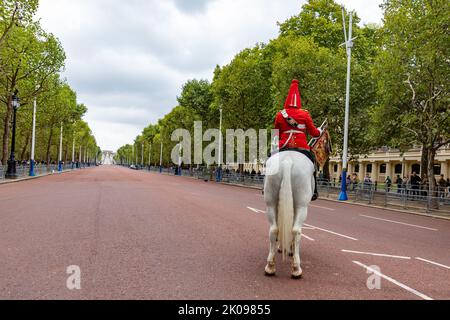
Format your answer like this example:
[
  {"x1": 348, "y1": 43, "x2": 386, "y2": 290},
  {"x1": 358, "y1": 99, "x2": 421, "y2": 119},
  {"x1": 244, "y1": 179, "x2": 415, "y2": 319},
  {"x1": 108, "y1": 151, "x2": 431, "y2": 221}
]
[{"x1": 37, "y1": 0, "x2": 383, "y2": 152}]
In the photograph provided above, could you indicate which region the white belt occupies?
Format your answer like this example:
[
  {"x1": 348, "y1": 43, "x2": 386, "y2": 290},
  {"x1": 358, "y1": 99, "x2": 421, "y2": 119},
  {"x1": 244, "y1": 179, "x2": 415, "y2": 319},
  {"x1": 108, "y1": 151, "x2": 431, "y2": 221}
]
[
  {"x1": 281, "y1": 130, "x2": 305, "y2": 149},
  {"x1": 284, "y1": 130, "x2": 304, "y2": 134}
]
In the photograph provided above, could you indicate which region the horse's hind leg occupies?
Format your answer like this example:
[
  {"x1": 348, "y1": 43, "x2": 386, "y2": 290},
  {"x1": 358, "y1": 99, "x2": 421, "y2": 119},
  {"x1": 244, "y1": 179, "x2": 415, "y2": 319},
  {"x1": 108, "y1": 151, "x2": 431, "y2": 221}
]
[
  {"x1": 265, "y1": 206, "x2": 278, "y2": 276},
  {"x1": 292, "y1": 206, "x2": 308, "y2": 279}
]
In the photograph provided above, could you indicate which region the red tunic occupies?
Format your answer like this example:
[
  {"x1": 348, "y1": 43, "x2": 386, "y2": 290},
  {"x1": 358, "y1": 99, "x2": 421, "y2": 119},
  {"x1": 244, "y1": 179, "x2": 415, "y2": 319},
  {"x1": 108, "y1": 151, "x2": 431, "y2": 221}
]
[{"x1": 274, "y1": 107, "x2": 321, "y2": 150}]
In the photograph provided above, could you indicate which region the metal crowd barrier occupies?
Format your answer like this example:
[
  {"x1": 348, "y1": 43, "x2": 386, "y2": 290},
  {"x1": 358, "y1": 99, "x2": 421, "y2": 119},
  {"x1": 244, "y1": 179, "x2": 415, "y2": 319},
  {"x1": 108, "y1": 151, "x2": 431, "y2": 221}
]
[
  {"x1": 317, "y1": 180, "x2": 450, "y2": 215},
  {"x1": 120, "y1": 164, "x2": 450, "y2": 216},
  {"x1": 0, "y1": 163, "x2": 97, "y2": 180}
]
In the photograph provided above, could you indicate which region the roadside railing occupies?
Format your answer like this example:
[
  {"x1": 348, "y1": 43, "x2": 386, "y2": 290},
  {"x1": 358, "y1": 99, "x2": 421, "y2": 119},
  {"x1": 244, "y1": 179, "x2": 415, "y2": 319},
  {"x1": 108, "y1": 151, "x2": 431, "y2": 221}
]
[
  {"x1": 0, "y1": 163, "x2": 97, "y2": 181},
  {"x1": 118, "y1": 164, "x2": 450, "y2": 216},
  {"x1": 318, "y1": 180, "x2": 450, "y2": 215}
]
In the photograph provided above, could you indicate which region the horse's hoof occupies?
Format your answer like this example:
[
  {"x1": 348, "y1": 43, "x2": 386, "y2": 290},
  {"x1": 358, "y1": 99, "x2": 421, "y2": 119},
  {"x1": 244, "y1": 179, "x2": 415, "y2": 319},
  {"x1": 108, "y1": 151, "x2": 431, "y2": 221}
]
[
  {"x1": 291, "y1": 273, "x2": 303, "y2": 280},
  {"x1": 265, "y1": 263, "x2": 276, "y2": 276},
  {"x1": 291, "y1": 266, "x2": 303, "y2": 279},
  {"x1": 265, "y1": 271, "x2": 276, "y2": 277}
]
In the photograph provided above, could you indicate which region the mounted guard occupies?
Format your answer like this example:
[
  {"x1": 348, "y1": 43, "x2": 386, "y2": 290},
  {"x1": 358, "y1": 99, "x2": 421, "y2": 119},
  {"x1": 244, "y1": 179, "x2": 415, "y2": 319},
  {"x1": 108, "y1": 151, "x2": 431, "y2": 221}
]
[
  {"x1": 274, "y1": 79, "x2": 323, "y2": 201},
  {"x1": 263, "y1": 79, "x2": 331, "y2": 279}
]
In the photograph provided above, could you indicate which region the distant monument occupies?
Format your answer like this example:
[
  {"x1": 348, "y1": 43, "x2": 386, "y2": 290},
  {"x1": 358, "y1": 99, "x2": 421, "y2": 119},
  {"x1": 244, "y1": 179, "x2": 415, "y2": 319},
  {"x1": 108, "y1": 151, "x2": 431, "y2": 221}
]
[{"x1": 101, "y1": 151, "x2": 116, "y2": 165}]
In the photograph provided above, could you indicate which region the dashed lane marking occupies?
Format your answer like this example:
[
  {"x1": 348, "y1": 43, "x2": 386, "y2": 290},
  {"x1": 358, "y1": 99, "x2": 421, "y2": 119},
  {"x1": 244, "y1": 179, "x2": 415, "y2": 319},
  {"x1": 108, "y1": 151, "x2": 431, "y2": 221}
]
[
  {"x1": 301, "y1": 234, "x2": 315, "y2": 241},
  {"x1": 360, "y1": 215, "x2": 438, "y2": 231},
  {"x1": 311, "y1": 205, "x2": 336, "y2": 211},
  {"x1": 342, "y1": 249, "x2": 411, "y2": 260},
  {"x1": 416, "y1": 257, "x2": 450, "y2": 270},
  {"x1": 304, "y1": 224, "x2": 358, "y2": 241},
  {"x1": 247, "y1": 207, "x2": 266, "y2": 214},
  {"x1": 353, "y1": 261, "x2": 433, "y2": 300}
]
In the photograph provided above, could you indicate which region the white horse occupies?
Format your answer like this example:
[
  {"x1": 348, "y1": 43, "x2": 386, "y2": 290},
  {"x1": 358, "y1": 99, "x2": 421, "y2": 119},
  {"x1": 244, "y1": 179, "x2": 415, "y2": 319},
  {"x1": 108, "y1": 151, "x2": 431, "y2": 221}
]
[{"x1": 263, "y1": 151, "x2": 315, "y2": 279}]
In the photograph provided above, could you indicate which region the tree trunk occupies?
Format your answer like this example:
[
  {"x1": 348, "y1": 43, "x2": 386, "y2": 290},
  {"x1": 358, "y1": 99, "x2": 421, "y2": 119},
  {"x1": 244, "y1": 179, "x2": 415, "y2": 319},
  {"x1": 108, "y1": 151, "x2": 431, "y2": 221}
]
[
  {"x1": 2, "y1": 98, "x2": 12, "y2": 164},
  {"x1": 46, "y1": 126, "x2": 54, "y2": 163},
  {"x1": 427, "y1": 148, "x2": 439, "y2": 209},
  {"x1": 20, "y1": 131, "x2": 31, "y2": 161},
  {"x1": 420, "y1": 146, "x2": 429, "y2": 182},
  {"x1": 323, "y1": 158, "x2": 331, "y2": 181}
]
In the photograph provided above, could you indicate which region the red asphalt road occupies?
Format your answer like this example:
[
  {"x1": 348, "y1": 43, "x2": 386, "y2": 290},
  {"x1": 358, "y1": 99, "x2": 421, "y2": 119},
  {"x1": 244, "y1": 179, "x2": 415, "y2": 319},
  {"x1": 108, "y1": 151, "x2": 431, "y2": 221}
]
[{"x1": 0, "y1": 166, "x2": 449, "y2": 300}]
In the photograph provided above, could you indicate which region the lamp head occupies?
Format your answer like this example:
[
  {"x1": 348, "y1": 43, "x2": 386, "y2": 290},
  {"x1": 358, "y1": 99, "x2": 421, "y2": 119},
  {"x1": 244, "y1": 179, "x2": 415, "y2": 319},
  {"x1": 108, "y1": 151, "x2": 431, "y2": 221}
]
[{"x1": 11, "y1": 90, "x2": 20, "y2": 109}]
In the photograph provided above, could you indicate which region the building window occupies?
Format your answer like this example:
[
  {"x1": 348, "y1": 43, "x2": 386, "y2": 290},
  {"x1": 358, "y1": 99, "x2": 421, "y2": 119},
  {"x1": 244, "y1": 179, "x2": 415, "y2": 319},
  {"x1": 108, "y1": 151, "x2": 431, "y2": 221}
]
[
  {"x1": 334, "y1": 164, "x2": 338, "y2": 173},
  {"x1": 366, "y1": 164, "x2": 373, "y2": 174},
  {"x1": 355, "y1": 164, "x2": 360, "y2": 173},
  {"x1": 411, "y1": 164, "x2": 421, "y2": 174},
  {"x1": 434, "y1": 165, "x2": 441, "y2": 175},
  {"x1": 380, "y1": 164, "x2": 387, "y2": 174},
  {"x1": 395, "y1": 164, "x2": 403, "y2": 174}
]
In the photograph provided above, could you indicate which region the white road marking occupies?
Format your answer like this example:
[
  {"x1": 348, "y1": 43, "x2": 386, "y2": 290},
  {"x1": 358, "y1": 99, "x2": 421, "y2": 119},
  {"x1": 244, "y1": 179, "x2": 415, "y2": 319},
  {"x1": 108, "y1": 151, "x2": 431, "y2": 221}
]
[
  {"x1": 301, "y1": 234, "x2": 315, "y2": 241},
  {"x1": 352, "y1": 261, "x2": 433, "y2": 300},
  {"x1": 311, "y1": 205, "x2": 336, "y2": 211},
  {"x1": 342, "y1": 249, "x2": 411, "y2": 260},
  {"x1": 247, "y1": 207, "x2": 266, "y2": 214},
  {"x1": 416, "y1": 257, "x2": 450, "y2": 270},
  {"x1": 360, "y1": 215, "x2": 438, "y2": 231},
  {"x1": 304, "y1": 223, "x2": 358, "y2": 241}
]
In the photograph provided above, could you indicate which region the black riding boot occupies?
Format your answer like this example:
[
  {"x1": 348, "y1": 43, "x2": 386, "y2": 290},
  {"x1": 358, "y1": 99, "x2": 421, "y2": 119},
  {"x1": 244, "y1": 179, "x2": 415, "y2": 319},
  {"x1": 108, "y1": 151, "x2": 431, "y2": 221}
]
[{"x1": 312, "y1": 173, "x2": 319, "y2": 201}]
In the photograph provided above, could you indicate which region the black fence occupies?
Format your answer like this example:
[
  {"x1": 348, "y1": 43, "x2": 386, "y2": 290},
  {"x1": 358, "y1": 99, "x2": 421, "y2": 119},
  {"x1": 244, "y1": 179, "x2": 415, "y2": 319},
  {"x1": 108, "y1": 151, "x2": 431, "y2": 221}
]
[
  {"x1": 120, "y1": 165, "x2": 450, "y2": 216},
  {"x1": 0, "y1": 163, "x2": 97, "y2": 181},
  {"x1": 317, "y1": 179, "x2": 450, "y2": 215}
]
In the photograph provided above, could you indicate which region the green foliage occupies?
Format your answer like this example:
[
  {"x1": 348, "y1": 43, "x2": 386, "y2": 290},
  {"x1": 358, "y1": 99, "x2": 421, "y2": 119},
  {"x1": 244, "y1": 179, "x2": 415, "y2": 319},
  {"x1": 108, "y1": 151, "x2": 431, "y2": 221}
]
[
  {"x1": 213, "y1": 44, "x2": 274, "y2": 131},
  {"x1": 371, "y1": 0, "x2": 449, "y2": 188},
  {"x1": 0, "y1": 1, "x2": 99, "y2": 163},
  {"x1": 177, "y1": 79, "x2": 213, "y2": 122}
]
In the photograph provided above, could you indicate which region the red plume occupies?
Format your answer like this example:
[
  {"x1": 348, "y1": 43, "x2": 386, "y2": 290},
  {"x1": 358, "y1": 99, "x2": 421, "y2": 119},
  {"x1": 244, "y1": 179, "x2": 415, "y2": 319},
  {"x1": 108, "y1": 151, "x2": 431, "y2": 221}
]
[{"x1": 284, "y1": 79, "x2": 302, "y2": 109}]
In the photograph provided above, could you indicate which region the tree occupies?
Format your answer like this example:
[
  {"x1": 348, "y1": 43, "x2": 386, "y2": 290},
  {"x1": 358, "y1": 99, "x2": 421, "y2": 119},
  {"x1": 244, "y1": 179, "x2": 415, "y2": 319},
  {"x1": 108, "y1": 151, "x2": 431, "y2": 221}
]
[
  {"x1": 213, "y1": 44, "x2": 274, "y2": 131},
  {"x1": 0, "y1": 0, "x2": 39, "y2": 49},
  {"x1": 0, "y1": 21, "x2": 65, "y2": 162},
  {"x1": 371, "y1": 0, "x2": 449, "y2": 199},
  {"x1": 177, "y1": 79, "x2": 213, "y2": 122},
  {"x1": 278, "y1": 0, "x2": 380, "y2": 62}
]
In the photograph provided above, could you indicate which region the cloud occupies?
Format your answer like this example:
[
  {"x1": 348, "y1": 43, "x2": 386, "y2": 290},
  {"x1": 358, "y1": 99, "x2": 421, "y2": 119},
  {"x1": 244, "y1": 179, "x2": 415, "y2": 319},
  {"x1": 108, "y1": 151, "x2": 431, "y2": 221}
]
[
  {"x1": 37, "y1": 0, "x2": 383, "y2": 151},
  {"x1": 171, "y1": 0, "x2": 216, "y2": 13}
]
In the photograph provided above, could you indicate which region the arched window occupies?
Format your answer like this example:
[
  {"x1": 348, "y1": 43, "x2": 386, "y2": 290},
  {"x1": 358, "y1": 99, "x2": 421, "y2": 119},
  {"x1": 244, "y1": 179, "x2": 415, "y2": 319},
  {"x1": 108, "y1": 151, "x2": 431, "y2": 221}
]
[
  {"x1": 366, "y1": 164, "x2": 373, "y2": 174},
  {"x1": 355, "y1": 164, "x2": 360, "y2": 173},
  {"x1": 395, "y1": 164, "x2": 403, "y2": 174},
  {"x1": 380, "y1": 164, "x2": 387, "y2": 174},
  {"x1": 334, "y1": 164, "x2": 338, "y2": 173}
]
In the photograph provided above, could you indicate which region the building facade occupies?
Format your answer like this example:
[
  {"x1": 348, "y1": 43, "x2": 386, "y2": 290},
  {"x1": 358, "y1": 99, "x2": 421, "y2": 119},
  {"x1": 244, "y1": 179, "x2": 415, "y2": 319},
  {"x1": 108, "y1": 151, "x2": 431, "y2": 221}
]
[
  {"x1": 328, "y1": 146, "x2": 450, "y2": 183},
  {"x1": 101, "y1": 151, "x2": 116, "y2": 165}
]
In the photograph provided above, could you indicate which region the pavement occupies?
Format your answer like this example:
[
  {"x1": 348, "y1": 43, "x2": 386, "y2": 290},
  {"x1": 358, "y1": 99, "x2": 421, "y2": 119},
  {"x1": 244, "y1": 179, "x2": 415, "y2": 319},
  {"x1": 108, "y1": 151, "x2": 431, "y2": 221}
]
[{"x1": 0, "y1": 165, "x2": 449, "y2": 300}]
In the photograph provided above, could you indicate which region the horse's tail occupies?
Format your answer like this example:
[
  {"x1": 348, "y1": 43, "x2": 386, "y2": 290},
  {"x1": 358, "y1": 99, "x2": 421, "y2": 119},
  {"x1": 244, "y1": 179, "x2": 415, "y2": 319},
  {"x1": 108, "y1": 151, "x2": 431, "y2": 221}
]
[{"x1": 278, "y1": 159, "x2": 294, "y2": 261}]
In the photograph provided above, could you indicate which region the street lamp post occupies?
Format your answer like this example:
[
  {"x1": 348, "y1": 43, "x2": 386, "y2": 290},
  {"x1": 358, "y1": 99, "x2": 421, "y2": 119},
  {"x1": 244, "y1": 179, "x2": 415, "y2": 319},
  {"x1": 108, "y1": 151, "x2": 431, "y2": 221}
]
[
  {"x1": 29, "y1": 94, "x2": 37, "y2": 176},
  {"x1": 159, "y1": 142, "x2": 163, "y2": 173},
  {"x1": 79, "y1": 145, "x2": 82, "y2": 168},
  {"x1": 338, "y1": 8, "x2": 355, "y2": 202},
  {"x1": 141, "y1": 142, "x2": 144, "y2": 169},
  {"x1": 216, "y1": 106, "x2": 223, "y2": 182},
  {"x1": 6, "y1": 91, "x2": 20, "y2": 180},
  {"x1": 58, "y1": 123, "x2": 63, "y2": 172},
  {"x1": 177, "y1": 143, "x2": 182, "y2": 176},
  {"x1": 72, "y1": 136, "x2": 75, "y2": 169},
  {"x1": 148, "y1": 144, "x2": 152, "y2": 169}
]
